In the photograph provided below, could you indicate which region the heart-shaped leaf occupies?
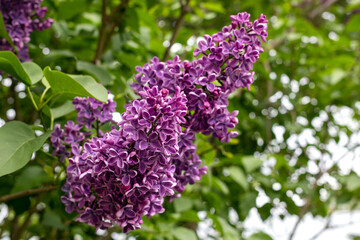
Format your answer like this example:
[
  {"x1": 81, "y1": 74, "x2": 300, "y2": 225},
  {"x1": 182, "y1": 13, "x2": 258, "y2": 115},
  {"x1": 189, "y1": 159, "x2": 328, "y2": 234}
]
[
  {"x1": 0, "y1": 51, "x2": 32, "y2": 85},
  {"x1": 0, "y1": 121, "x2": 51, "y2": 177},
  {"x1": 43, "y1": 67, "x2": 108, "y2": 102},
  {"x1": 76, "y1": 60, "x2": 113, "y2": 86},
  {"x1": 22, "y1": 62, "x2": 43, "y2": 85}
]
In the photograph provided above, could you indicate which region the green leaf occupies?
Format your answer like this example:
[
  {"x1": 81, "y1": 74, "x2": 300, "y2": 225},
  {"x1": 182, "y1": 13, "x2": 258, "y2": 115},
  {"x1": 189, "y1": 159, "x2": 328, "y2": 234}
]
[
  {"x1": 76, "y1": 60, "x2": 113, "y2": 86},
  {"x1": 239, "y1": 192, "x2": 258, "y2": 219},
  {"x1": 213, "y1": 177, "x2": 229, "y2": 195},
  {"x1": 50, "y1": 100, "x2": 75, "y2": 119},
  {"x1": 346, "y1": 15, "x2": 360, "y2": 32},
  {"x1": 217, "y1": 217, "x2": 240, "y2": 240},
  {"x1": 11, "y1": 166, "x2": 50, "y2": 193},
  {"x1": 0, "y1": 12, "x2": 17, "y2": 53},
  {"x1": 176, "y1": 210, "x2": 201, "y2": 222},
  {"x1": 0, "y1": 51, "x2": 32, "y2": 85},
  {"x1": 227, "y1": 166, "x2": 248, "y2": 190},
  {"x1": 42, "y1": 211, "x2": 68, "y2": 230},
  {"x1": 173, "y1": 227, "x2": 197, "y2": 240},
  {"x1": 43, "y1": 67, "x2": 108, "y2": 103},
  {"x1": 173, "y1": 197, "x2": 193, "y2": 212},
  {"x1": 242, "y1": 156, "x2": 262, "y2": 173},
  {"x1": 57, "y1": 0, "x2": 87, "y2": 20},
  {"x1": 125, "y1": 8, "x2": 140, "y2": 33},
  {"x1": 345, "y1": 174, "x2": 360, "y2": 191},
  {"x1": 0, "y1": 121, "x2": 51, "y2": 177},
  {"x1": 22, "y1": 62, "x2": 43, "y2": 85},
  {"x1": 247, "y1": 232, "x2": 273, "y2": 240},
  {"x1": 201, "y1": 2, "x2": 225, "y2": 13}
]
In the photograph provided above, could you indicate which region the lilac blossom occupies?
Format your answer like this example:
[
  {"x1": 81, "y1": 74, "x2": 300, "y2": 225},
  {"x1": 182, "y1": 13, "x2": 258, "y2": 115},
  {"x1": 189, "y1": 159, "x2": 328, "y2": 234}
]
[
  {"x1": 0, "y1": 0, "x2": 53, "y2": 61},
  {"x1": 61, "y1": 86, "x2": 206, "y2": 232},
  {"x1": 50, "y1": 97, "x2": 116, "y2": 162},
  {"x1": 53, "y1": 12, "x2": 267, "y2": 233},
  {"x1": 73, "y1": 96, "x2": 116, "y2": 129},
  {"x1": 132, "y1": 12, "x2": 268, "y2": 143}
]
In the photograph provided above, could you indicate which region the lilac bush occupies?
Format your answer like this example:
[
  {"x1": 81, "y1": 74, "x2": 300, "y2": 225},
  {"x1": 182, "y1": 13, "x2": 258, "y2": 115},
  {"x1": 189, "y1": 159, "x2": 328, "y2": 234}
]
[
  {"x1": 51, "y1": 12, "x2": 267, "y2": 233},
  {"x1": 0, "y1": 0, "x2": 53, "y2": 61}
]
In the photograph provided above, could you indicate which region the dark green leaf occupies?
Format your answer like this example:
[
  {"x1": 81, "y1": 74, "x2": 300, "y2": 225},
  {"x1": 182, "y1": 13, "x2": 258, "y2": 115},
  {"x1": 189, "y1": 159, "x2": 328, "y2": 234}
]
[
  {"x1": 76, "y1": 60, "x2": 113, "y2": 86},
  {"x1": 50, "y1": 100, "x2": 75, "y2": 119},
  {"x1": 0, "y1": 121, "x2": 51, "y2": 177},
  {"x1": 43, "y1": 67, "x2": 108, "y2": 102},
  {"x1": 173, "y1": 227, "x2": 197, "y2": 240},
  {"x1": 173, "y1": 197, "x2": 193, "y2": 212},
  {"x1": 11, "y1": 166, "x2": 50, "y2": 193},
  {"x1": 228, "y1": 166, "x2": 249, "y2": 190},
  {"x1": 0, "y1": 51, "x2": 32, "y2": 85},
  {"x1": 42, "y1": 211, "x2": 68, "y2": 230}
]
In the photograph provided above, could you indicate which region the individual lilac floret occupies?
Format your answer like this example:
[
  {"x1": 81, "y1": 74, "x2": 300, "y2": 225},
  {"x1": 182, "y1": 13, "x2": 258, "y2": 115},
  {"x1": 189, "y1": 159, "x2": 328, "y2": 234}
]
[
  {"x1": 0, "y1": 0, "x2": 53, "y2": 61},
  {"x1": 61, "y1": 86, "x2": 207, "y2": 233},
  {"x1": 131, "y1": 12, "x2": 268, "y2": 143},
  {"x1": 73, "y1": 96, "x2": 116, "y2": 129}
]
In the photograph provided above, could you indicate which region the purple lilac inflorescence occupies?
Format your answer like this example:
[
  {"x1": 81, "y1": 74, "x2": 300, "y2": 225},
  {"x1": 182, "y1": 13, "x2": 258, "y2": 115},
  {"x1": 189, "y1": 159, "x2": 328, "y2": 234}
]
[
  {"x1": 53, "y1": 12, "x2": 267, "y2": 233},
  {"x1": 60, "y1": 86, "x2": 204, "y2": 232},
  {"x1": 51, "y1": 96, "x2": 116, "y2": 162},
  {"x1": 132, "y1": 12, "x2": 268, "y2": 143},
  {"x1": 0, "y1": 0, "x2": 53, "y2": 61}
]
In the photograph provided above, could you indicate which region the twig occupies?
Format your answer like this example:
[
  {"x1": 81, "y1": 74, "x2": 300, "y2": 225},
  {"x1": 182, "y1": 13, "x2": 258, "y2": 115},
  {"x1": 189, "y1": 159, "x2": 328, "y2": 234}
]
[
  {"x1": 308, "y1": 0, "x2": 338, "y2": 19},
  {"x1": 12, "y1": 194, "x2": 43, "y2": 240},
  {"x1": 102, "y1": 0, "x2": 130, "y2": 49},
  {"x1": 162, "y1": 0, "x2": 191, "y2": 61},
  {"x1": 344, "y1": 9, "x2": 360, "y2": 24},
  {"x1": 307, "y1": 209, "x2": 360, "y2": 240},
  {"x1": 93, "y1": 0, "x2": 130, "y2": 64},
  {"x1": 94, "y1": 0, "x2": 109, "y2": 65},
  {"x1": 0, "y1": 185, "x2": 57, "y2": 203},
  {"x1": 288, "y1": 196, "x2": 311, "y2": 240},
  {"x1": 263, "y1": 60, "x2": 273, "y2": 145}
]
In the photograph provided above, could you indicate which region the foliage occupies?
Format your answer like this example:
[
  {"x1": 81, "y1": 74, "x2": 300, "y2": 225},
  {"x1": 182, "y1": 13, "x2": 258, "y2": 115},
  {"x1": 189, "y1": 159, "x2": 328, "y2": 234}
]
[{"x1": 0, "y1": 0, "x2": 360, "y2": 240}]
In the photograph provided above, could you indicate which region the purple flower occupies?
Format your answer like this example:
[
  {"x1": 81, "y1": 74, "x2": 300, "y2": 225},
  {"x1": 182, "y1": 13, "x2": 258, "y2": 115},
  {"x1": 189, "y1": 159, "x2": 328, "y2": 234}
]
[
  {"x1": 56, "y1": 12, "x2": 267, "y2": 233},
  {"x1": 61, "y1": 86, "x2": 205, "y2": 233},
  {"x1": 0, "y1": 0, "x2": 53, "y2": 61}
]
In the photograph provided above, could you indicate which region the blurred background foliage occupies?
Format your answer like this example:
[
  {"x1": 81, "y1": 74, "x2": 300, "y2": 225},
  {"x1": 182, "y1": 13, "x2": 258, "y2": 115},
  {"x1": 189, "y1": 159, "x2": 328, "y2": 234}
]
[{"x1": 1, "y1": 0, "x2": 360, "y2": 239}]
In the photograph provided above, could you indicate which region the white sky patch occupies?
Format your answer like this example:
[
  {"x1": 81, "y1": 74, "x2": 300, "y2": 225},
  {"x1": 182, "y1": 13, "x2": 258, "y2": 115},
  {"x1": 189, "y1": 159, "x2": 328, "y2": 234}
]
[
  {"x1": 112, "y1": 112, "x2": 122, "y2": 123},
  {"x1": 170, "y1": 43, "x2": 183, "y2": 53},
  {"x1": 281, "y1": 95, "x2": 294, "y2": 111}
]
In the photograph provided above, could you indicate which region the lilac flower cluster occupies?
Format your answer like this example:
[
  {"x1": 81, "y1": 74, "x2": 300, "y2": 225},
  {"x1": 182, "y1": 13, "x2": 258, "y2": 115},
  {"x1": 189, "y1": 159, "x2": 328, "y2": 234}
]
[
  {"x1": 0, "y1": 0, "x2": 53, "y2": 61},
  {"x1": 73, "y1": 96, "x2": 117, "y2": 129},
  {"x1": 132, "y1": 12, "x2": 268, "y2": 142},
  {"x1": 50, "y1": 97, "x2": 116, "y2": 162},
  {"x1": 53, "y1": 12, "x2": 266, "y2": 233},
  {"x1": 60, "y1": 86, "x2": 206, "y2": 232}
]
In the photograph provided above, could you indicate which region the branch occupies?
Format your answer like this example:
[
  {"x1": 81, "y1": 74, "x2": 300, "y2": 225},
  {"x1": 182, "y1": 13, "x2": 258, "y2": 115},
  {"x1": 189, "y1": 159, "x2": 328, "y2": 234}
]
[
  {"x1": 263, "y1": 60, "x2": 273, "y2": 145},
  {"x1": 288, "y1": 196, "x2": 311, "y2": 240},
  {"x1": 11, "y1": 194, "x2": 43, "y2": 240},
  {"x1": 162, "y1": 0, "x2": 191, "y2": 61},
  {"x1": 94, "y1": 0, "x2": 109, "y2": 65},
  {"x1": 307, "y1": 208, "x2": 360, "y2": 240},
  {"x1": 0, "y1": 185, "x2": 57, "y2": 203},
  {"x1": 308, "y1": 0, "x2": 338, "y2": 19},
  {"x1": 102, "y1": 0, "x2": 130, "y2": 49},
  {"x1": 94, "y1": 0, "x2": 130, "y2": 64}
]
